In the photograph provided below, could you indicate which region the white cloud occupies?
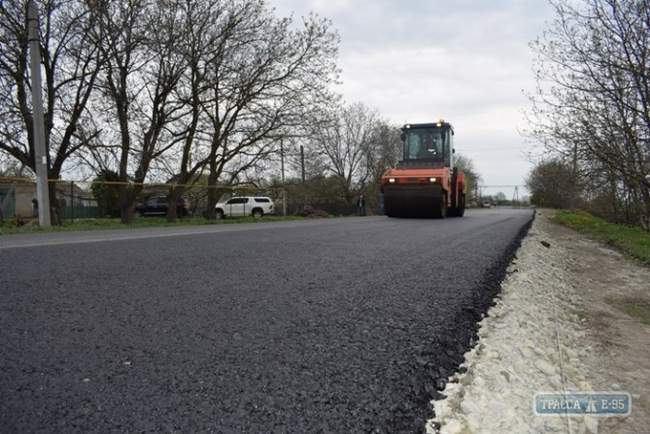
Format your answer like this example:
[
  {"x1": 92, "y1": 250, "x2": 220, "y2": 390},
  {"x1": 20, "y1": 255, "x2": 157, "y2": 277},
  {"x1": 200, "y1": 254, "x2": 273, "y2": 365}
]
[
  {"x1": 304, "y1": 0, "x2": 354, "y2": 14},
  {"x1": 272, "y1": 0, "x2": 555, "y2": 191}
]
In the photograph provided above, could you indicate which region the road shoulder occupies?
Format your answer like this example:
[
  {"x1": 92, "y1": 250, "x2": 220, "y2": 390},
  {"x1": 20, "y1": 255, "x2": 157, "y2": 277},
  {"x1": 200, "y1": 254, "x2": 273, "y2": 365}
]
[
  {"x1": 0, "y1": 217, "x2": 376, "y2": 249},
  {"x1": 427, "y1": 209, "x2": 650, "y2": 433}
]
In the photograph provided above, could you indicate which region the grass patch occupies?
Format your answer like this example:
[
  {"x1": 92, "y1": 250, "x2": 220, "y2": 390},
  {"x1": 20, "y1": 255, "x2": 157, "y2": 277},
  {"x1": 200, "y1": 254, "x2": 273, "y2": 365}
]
[
  {"x1": 552, "y1": 209, "x2": 650, "y2": 264},
  {"x1": 0, "y1": 215, "x2": 307, "y2": 236},
  {"x1": 607, "y1": 298, "x2": 650, "y2": 326}
]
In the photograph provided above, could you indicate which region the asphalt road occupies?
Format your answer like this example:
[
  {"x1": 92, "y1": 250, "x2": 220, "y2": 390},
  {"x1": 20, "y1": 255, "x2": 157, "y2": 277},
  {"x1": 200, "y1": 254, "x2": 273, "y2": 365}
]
[{"x1": 0, "y1": 209, "x2": 533, "y2": 433}]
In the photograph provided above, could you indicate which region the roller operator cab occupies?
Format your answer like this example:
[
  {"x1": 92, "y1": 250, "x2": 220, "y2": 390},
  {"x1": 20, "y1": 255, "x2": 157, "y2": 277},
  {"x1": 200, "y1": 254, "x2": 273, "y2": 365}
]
[{"x1": 381, "y1": 120, "x2": 466, "y2": 218}]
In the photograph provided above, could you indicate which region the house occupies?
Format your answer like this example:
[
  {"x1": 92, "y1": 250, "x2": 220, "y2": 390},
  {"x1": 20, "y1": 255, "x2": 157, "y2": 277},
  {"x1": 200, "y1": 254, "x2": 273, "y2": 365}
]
[
  {"x1": 0, "y1": 179, "x2": 98, "y2": 219},
  {"x1": 0, "y1": 179, "x2": 36, "y2": 219}
]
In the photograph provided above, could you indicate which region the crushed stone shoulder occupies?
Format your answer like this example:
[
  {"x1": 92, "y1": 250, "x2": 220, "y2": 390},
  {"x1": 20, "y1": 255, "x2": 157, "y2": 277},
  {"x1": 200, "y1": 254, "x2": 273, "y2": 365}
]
[{"x1": 427, "y1": 210, "x2": 650, "y2": 434}]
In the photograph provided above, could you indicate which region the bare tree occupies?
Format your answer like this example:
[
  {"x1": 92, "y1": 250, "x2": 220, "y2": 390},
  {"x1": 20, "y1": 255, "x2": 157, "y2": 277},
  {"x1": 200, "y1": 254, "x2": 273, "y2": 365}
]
[
  {"x1": 527, "y1": 0, "x2": 650, "y2": 228},
  {"x1": 0, "y1": 0, "x2": 103, "y2": 223},
  {"x1": 199, "y1": 1, "x2": 340, "y2": 218},
  {"x1": 364, "y1": 121, "x2": 401, "y2": 187},
  {"x1": 1, "y1": 0, "x2": 340, "y2": 223},
  {"x1": 454, "y1": 154, "x2": 481, "y2": 204},
  {"x1": 91, "y1": 0, "x2": 186, "y2": 223},
  {"x1": 526, "y1": 158, "x2": 578, "y2": 208},
  {"x1": 156, "y1": 0, "x2": 216, "y2": 222},
  {"x1": 310, "y1": 102, "x2": 379, "y2": 202}
]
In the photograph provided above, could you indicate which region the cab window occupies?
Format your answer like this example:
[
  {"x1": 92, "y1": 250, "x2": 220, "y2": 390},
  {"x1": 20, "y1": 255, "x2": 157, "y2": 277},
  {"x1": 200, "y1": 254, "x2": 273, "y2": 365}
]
[{"x1": 404, "y1": 128, "x2": 448, "y2": 162}]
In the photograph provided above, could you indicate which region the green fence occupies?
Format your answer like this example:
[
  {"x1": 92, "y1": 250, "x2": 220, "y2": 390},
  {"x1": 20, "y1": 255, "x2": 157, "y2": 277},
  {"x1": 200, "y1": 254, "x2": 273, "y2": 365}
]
[
  {"x1": 63, "y1": 206, "x2": 99, "y2": 220},
  {"x1": 0, "y1": 185, "x2": 16, "y2": 218}
]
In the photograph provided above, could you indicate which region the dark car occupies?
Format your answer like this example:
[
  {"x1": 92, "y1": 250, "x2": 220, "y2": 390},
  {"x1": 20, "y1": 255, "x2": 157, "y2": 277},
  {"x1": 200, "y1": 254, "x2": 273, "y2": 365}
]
[{"x1": 135, "y1": 196, "x2": 191, "y2": 217}]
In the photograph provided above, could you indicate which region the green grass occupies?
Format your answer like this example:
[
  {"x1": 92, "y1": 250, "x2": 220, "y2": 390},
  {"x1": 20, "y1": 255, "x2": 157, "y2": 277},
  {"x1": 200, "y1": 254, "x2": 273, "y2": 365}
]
[
  {"x1": 620, "y1": 302, "x2": 650, "y2": 325},
  {"x1": 0, "y1": 215, "x2": 307, "y2": 236},
  {"x1": 552, "y1": 209, "x2": 650, "y2": 264},
  {"x1": 607, "y1": 298, "x2": 650, "y2": 326}
]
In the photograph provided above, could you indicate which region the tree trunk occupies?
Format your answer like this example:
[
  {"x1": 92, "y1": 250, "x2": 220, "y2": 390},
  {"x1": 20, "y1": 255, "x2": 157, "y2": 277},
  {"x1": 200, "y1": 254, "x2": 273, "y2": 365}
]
[
  {"x1": 47, "y1": 181, "x2": 61, "y2": 226},
  {"x1": 640, "y1": 186, "x2": 650, "y2": 231},
  {"x1": 166, "y1": 186, "x2": 182, "y2": 223},
  {"x1": 119, "y1": 186, "x2": 138, "y2": 224},
  {"x1": 120, "y1": 202, "x2": 135, "y2": 224},
  {"x1": 205, "y1": 153, "x2": 220, "y2": 219},
  {"x1": 206, "y1": 173, "x2": 219, "y2": 220}
]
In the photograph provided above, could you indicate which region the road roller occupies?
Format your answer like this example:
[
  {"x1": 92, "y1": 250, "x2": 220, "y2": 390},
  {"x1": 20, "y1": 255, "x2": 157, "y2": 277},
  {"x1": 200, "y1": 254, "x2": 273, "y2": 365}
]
[{"x1": 381, "y1": 120, "x2": 465, "y2": 218}]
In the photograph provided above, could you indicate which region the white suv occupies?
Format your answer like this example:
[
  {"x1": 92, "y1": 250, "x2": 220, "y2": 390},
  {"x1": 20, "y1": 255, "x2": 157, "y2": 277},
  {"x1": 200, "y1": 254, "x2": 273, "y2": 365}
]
[{"x1": 215, "y1": 196, "x2": 275, "y2": 218}]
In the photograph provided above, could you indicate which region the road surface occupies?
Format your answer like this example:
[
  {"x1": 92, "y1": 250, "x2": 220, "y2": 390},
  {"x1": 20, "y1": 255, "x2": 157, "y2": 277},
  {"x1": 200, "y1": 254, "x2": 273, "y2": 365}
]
[{"x1": 0, "y1": 209, "x2": 533, "y2": 433}]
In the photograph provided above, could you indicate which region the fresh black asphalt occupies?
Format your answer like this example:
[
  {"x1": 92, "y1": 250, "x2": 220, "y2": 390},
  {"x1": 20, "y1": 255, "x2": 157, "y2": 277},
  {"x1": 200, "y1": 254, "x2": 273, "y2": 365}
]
[{"x1": 0, "y1": 209, "x2": 533, "y2": 433}]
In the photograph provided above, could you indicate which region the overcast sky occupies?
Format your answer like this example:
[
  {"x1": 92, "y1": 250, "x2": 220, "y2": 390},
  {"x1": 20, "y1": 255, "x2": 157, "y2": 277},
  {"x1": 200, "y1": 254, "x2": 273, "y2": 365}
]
[{"x1": 272, "y1": 0, "x2": 555, "y2": 196}]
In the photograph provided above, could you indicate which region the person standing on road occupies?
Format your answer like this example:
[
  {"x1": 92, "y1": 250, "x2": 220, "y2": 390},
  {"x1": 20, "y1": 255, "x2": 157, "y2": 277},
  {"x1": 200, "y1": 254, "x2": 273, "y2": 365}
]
[{"x1": 357, "y1": 194, "x2": 366, "y2": 216}]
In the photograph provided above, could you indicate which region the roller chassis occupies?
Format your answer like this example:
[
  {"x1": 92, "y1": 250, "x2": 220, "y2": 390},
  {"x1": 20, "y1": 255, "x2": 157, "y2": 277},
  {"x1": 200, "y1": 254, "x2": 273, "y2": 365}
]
[{"x1": 380, "y1": 120, "x2": 466, "y2": 219}]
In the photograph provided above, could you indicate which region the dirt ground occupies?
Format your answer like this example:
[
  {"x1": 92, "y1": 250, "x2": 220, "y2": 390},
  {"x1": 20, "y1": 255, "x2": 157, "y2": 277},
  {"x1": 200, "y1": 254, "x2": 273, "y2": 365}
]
[
  {"x1": 548, "y1": 210, "x2": 650, "y2": 433},
  {"x1": 429, "y1": 210, "x2": 650, "y2": 434}
]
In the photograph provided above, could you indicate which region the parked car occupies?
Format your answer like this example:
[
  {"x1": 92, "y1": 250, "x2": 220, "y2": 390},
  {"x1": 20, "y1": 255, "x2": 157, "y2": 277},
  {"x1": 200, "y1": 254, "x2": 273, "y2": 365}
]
[
  {"x1": 215, "y1": 196, "x2": 274, "y2": 218},
  {"x1": 135, "y1": 196, "x2": 191, "y2": 217}
]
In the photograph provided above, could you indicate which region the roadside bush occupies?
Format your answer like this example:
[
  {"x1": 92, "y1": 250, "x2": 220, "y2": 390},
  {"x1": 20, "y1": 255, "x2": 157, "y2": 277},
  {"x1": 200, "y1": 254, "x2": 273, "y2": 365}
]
[
  {"x1": 91, "y1": 170, "x2": 122, "y2": 218},
  {"x1": 296, "y1": 205, "x2": 330, "y2": 218},
  {"x1": 526, "y1": 159, "x2": 580, "y2": 209}
]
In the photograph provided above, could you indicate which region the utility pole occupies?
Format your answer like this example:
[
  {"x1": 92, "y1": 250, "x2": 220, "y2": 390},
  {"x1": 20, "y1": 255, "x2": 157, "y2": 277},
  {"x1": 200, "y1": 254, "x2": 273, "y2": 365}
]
[
  {"x1": 27, "y1": 0, "x2": 51, "y2": 227},
  {"x1": 300, "y1": 145, "x2": 305, "y2": 184},
  {"x1": 280, "y1": 138, "x2": 287, "y2": 216},
  {"x1": 512, "y1": 186, "x2": 520, "y2": 208}
]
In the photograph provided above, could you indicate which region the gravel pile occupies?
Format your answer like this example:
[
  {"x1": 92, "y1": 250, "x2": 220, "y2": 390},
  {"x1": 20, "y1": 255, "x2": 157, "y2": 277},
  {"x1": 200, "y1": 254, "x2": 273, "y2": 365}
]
[{"x1": 427, "y1": 211, "x2": 601, "y2": 434}]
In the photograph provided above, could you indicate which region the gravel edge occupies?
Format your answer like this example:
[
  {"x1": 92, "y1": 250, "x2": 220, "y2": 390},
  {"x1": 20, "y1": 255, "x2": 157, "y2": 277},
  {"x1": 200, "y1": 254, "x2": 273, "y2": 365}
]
[
  {"x1": 399, "y1": 211, "x2": 534, "y2": 433},
  {"x1": 425, "y1": 210, "x2": 604, "y2": 434}
]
